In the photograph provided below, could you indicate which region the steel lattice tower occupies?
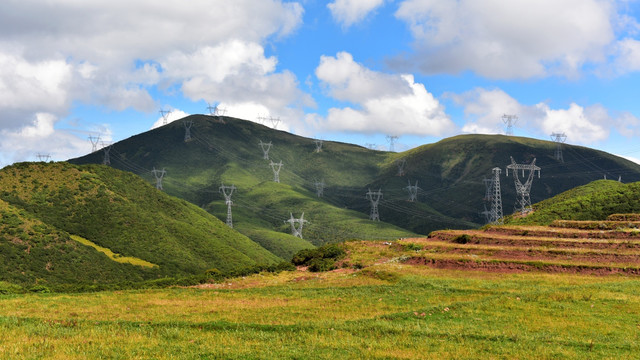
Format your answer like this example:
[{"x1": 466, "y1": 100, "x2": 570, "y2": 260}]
[
  {"x1": 183, "y1": 120, "x2": 193, "y2": 142},
  {"x1": 502, "y1": 114, "x2": 518, "y2": 136},
  {"x1": 258, "y1": 140, "x2": 272, "y2": 160},
  {"x1": 219, "y1": 184, "x2": 236, "y2": 228},
  {"x1": 88, "y1": 135, "x2": 101, "y2": 153},
  {"x1": 151, "y1": 167, "x2": 166, "y2": 190},
  {"x1": 314, "y1": 139, "x2": 323, "y2": 153},
  {"x1": 506, "y1": 157, "x2": 541, "y2": 215},
  {"x1": 489, "y1": 167, "x2": 503, "y2": 224},
  {"x1": 481, "y1": 204, "x2": 492, "y2": 224},
  {"x1": 386, "y1": 135, "x2": 398, "y2": 152},
  {"x1": 396, "y1": 159, "x2": 406, "y2": 176},
  {"x1": 366, "y1": 188, "x2": 383, "y2": 221},
  {"x1": 550, "y1": 132, "x2": 567, "y2": 162},
  {"x1": 405, "y1": 180, "x2": 420, "y2": 202},
  {"x1": 159, "y1": 110, "x2": 172, "y2": 125},
  {"x1": 36, "y1": 153, "x2": 50, "y2": 162},
  {"x1": 314, "y1": 179, "x2": 325, "y2": 197},
  {"x1": 102, "y1": 145, "x2": 111, "y2": 165},
  {"x1": 483, "y1": 178, "x2": 493, "y2": 201},
  {"x1": 269, "y1": 160, "x2": 283, "y2": 183},
  {"x1": 285, "y1": 212, "x2": 309, "y2": 239}
]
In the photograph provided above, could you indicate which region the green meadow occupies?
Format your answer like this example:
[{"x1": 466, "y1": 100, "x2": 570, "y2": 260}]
[{"x1": 1, "y1": 263, "x2": 638, "y2": 359}]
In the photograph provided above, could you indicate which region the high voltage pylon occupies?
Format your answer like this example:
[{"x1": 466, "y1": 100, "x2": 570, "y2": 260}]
[
  {"x1": 483, "y1": 177, "x2": 493, "y2": 201},
  {"x1": 506, "y1": 156, "x2": 541, "y2": 215},
  {"x1": 183, "y1": 120, "x2": 193, "y2": 142},
  {"x1": 314, "y1": 139, "x2": 323, "y2": 153},
  {"x1": 386, "y1": 135, "x2": 398, "y2": 152},
  {"x1": 159, "y1": 109, "x2": 172, "y2": 125},
  {"x1": 502, "y1": 114, "x2": 518, "y2": 136},
  {"x1": 365, "y1": 143, "x2": 376, "y2": 150},
  {"x1": 550, "y1": 132, "x2": 567, "y2": 162},
  {"x1": 489, "y1": 167, "x2": 503, "y2": 224},
  {"x1": 151, "y1": 167, "x2": 166, "y2": 190},
  {"x1": 285, "y1": 212, "x2": 309, "y2": 239},
  {"x1": 405, "y1": 180, "x2": 420, "y2": 202},
  {"x1": 269, "y1": 116, "x2": 280, "y2": 129},
  {"x1": 88, "y1": 135, "x2": 101, "y2": 153},
  {"x1": 206, "y1": 103, "x2": 217, "y2": 116},
  {"x1": 269, "y1": 160, "x2": 283, "y2": 183},
  {"x1": 219, "y1": 183, "x2": 236, "y2": 228},
  {"x1": 36, "y1": 153, "x2": 50, "y2": 162},
  {"x1": 258, "y1": 140, "x2": 272, "y2": 160},
  {"x1": 314, "y1": 179, "x2": 325, "y2": 197},
  {"x1": 102, "y1": 144, "x2": 112, "y2": 165},
  {"x1": 481, "y1": 204, "x2": 491, "y2": 224},
  {"x1": 396, "y1": 158, "x2": 406, "y2": 176},
  {"x1": 366, "y1": 188, "x2": 383, "y2": 221}
]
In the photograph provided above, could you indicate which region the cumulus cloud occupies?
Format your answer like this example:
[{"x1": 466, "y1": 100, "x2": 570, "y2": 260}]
[
  {"x1": 454, "y1": 87, "x2": 639, "y2": 144},
  {"x1": 312, "y1": 52, "x2": 455, "y2": 136},
  {"x1": 394, "y1": 0, "x2": 616, "y2": 79},
  {"x1": 0, "y1": 0, "x2": 305, "y2": 162},
  {"x1": 328, "y1": 0, "x2": 386, "y2": 28}
]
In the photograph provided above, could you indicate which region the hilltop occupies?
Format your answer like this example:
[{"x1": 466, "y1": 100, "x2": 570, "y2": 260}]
[
  {"x1": 69, "y1": 115, "x2": 640, "y2": 248},
  {"x1": 0, "y1": 162, "x2": 280, "y2": 287}
]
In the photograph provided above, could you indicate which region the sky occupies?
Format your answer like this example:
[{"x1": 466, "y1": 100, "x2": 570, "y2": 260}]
[{"x1": 2, "y1": 0, "x2": 640, "y2": 165}]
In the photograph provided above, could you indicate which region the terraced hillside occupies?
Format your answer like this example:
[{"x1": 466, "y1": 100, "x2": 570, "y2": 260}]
[{"x1": 345, "y1": 214, "x2": 640, "y2": 276}]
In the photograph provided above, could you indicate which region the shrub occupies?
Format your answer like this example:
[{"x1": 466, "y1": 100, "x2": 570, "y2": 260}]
[
  {"x1": 453, "y1": 234, "x2": 471, "y2": 244},
  {"x1": 291, "y1": 243, "x2": 346, "y2": 271}
]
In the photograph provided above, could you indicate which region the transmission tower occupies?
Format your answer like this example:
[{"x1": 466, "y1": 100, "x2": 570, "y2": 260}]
[
  {"x1": 269, "y1": 160, "x2": 283, "y2": 183},
  {"x1": 314, "y1": 139, "x2": 323, "y2": 153},
  {"x1": 502, "y1": 114, "x2": 518, "y2": 136},
  {"x1": 285, "y1": 212, "x2": 309, "y2": 239},
  {"x1": 386, "y1": 135, "x2": 399, "y2": 152},
  {"x1": 159, "y1": 110, "x2": 172, "y2": 125},
  {"x1": 219, "y1": 184, "x2": 236, "y2": 228},
  {"x1": 550, "y1": 132, "x2": 567, "y2": 162},
  {"x1": 506, "y1": 157, "x2": 541, "y2": 215},
  {"x1": 36, "y1": 153, "x2": 50, "y2": 162},
  {"x1": 314, "y1": 179, "x2": 325, "y2": 197},
  {"x1": 481, "y1": 203, "x2": 492, "y2": 224},
  {"x1": 256, "y1": 114, "x2": 268, "y2": 124},
  {"x1": 206, "y1": 103, "x2": 217, "y2": 116},
  {"x1": 396, "y1": 158, "x2": 407, "y2": 176},
  {"x1": 183, "y1": 120, "x2": 193, "y2": 142},
  {"x1": 365, "y1": 143, "x2": 377, "y2": 150},
  {"x1": 102, "y1": 144, "x2": 112, "y2": 165},
  {"x1": 366, "y1": 188, "x2": 383, "y2": 221},
  {"x1": 489, "y1": 167, "x2": 503, "y2": 224},
  {"x1": 405, "y1": 180, "x2": 420, "y2": 202},
  {"x1": 258, "y1": 140, "x2": 272, "y2": 160},
  {"x1": 269, "y1": 116, "x2": 280, "y2": 129},
  {"x1": 151, "y1": 167, "x2": 166, "y2": 190},
  {"x1": 483, "y1": 177, "x2": 493, "y2": 201},
  {"x1": 88, "y1": 135, "x2": 101, "y2": 153}
]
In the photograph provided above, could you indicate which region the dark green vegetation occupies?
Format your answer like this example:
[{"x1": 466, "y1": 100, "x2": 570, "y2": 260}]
[
  {"x1": 0, "y1": 162, "x2": 281, "y2": 287},
  {"x1": 508, "y1": 179, "x2": 640, "y2": 225},
  {"x1": 291, "y1": 243, "x2": 346, "y2": 272},
  {"x1": 69, "y1": 115, "x2": 640, "y2": 250}
]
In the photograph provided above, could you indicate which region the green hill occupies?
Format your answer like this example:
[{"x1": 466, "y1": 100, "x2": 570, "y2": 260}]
[
  {"x1": 69, "y1": 115, "x2": 640, "y2": 248},
  {"x1": 0, "y1": 162, "x2": 280, "y2": 287},
  {"x1": 507, "y1": 179, "x2": 640, "y2": 225}
]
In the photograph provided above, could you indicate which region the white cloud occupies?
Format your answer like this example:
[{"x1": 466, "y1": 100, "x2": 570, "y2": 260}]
[
  {"x1": 454, "y1": 87, "x2": 640, "y2": 144},
  {"x1": 0, "y1": 0, "x2": 305, "y2": 162},
  {"x1": 613, "y1": 38, "x2": 640, "y2": 73},
  {"x1": 394, "y1": 0, "x2": 616, "y2": 79},
  {"x1": 0, "y1": 113, "x2": 95, "y2": 164},
  {"x1": 328, "y1": 0, "x2": 386, "y2": 28},
  {"x1": 312, "y1": 52, "x2": 455, "y2": 136}
]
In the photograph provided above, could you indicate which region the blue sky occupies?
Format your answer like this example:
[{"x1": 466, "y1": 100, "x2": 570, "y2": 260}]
[{"x1": 1, "y1": 0, "x2": 640, "y2": 164}]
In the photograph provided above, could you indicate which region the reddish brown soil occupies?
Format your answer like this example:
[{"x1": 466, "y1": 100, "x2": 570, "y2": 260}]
[{"x1": 404, "y1": 257, "x2": 640, "y2": 276}]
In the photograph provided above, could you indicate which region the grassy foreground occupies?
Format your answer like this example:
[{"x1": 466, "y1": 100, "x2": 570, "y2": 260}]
[{"x1": 0, "y1": 263, "x2": 638, "y2": 359}]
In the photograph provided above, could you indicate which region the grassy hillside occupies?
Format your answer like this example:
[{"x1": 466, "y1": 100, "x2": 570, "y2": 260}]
[
  {"x1": 69, "y1": 115, "x2": 640, "y2": 242},
  {"x1": 0, "y1": 162, "x2": 280, "y2": 286},
  {"x1": 507, "y1": 179, "x2": 640, "y2": 225}
]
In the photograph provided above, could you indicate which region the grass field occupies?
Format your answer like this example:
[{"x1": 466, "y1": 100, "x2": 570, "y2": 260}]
[{"x1": 1, "y1": 262, "x2": 639, "y2": 359}]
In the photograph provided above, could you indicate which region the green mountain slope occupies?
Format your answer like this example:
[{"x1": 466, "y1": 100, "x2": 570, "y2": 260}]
[
  {"x1": 69, "y1": 115, "x2": 417, "y2": 256},
  {"x1": 0, "y1": 162, "x2": 280, "y2": 286},
  {"x1": 69, "y1": 115, "x2": 640, "y2": 243},
  {"x1": 507, "y1": 179, "x2": 640, "y2": 225}
]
